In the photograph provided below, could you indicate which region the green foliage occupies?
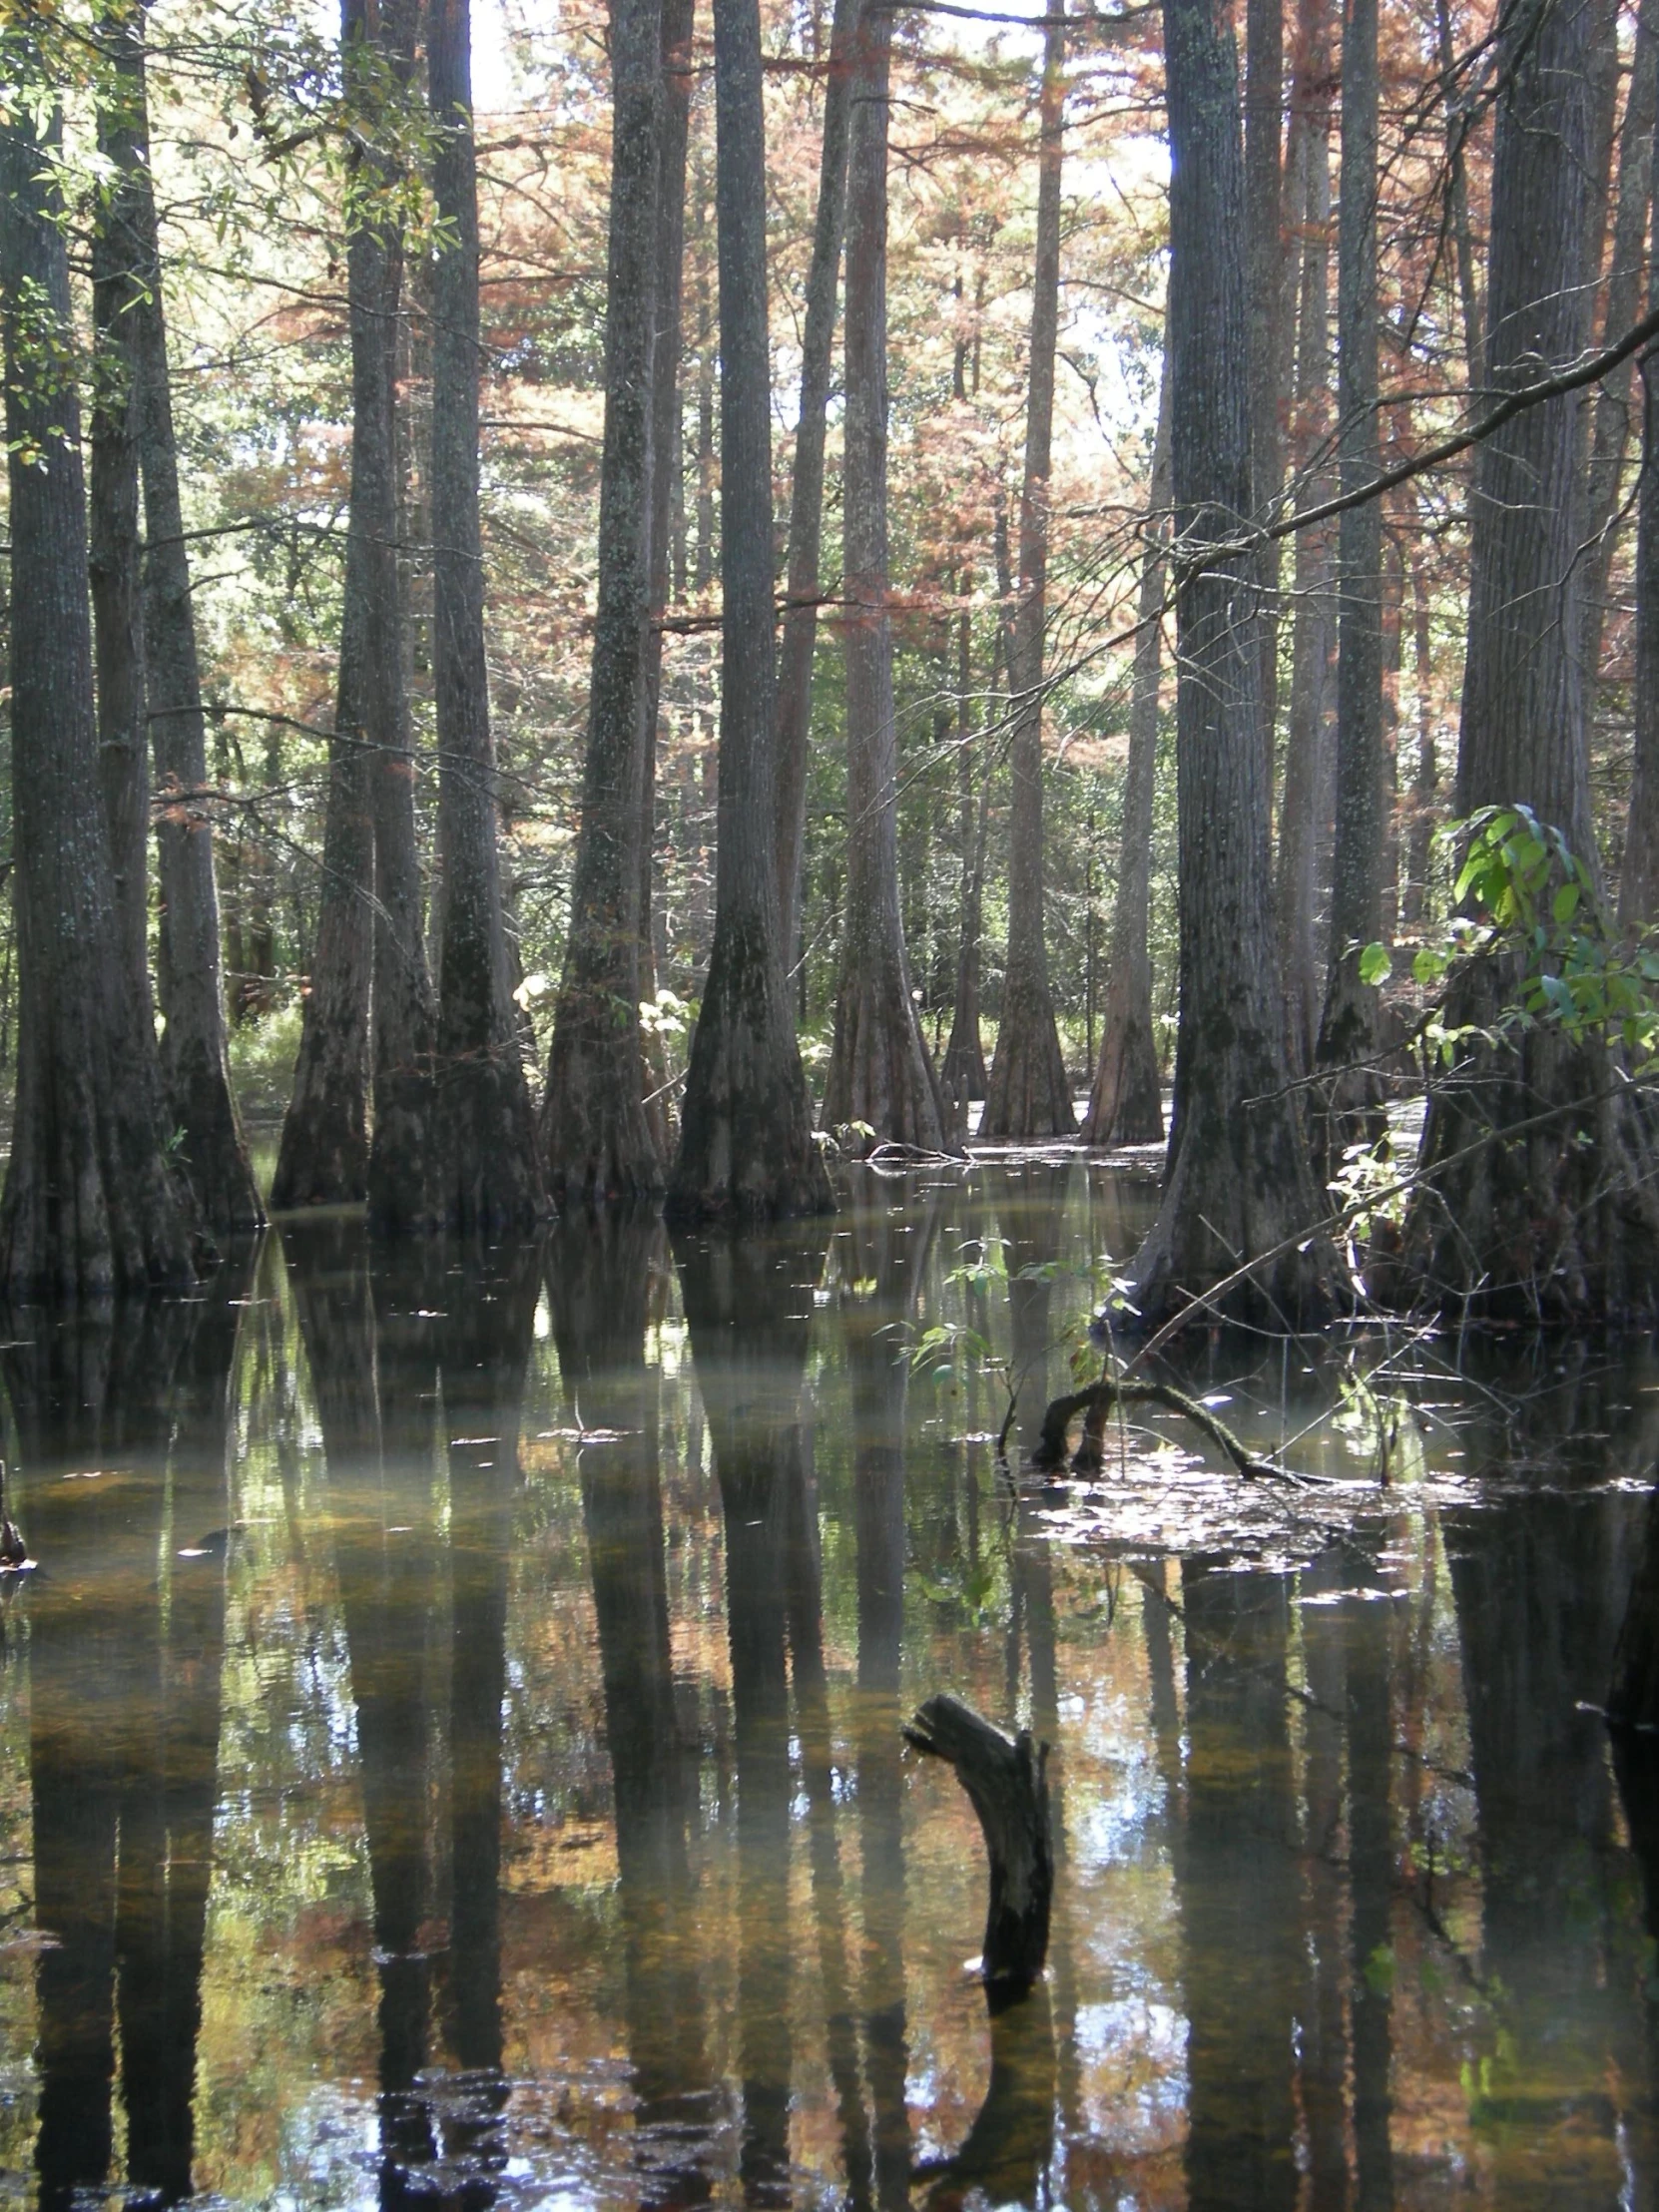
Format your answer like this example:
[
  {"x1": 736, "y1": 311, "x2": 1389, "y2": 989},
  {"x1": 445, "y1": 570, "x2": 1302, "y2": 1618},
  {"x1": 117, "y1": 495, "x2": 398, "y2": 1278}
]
[{"x1": 1360, "y1": 806, "x2": 1659, "y2": 1069}]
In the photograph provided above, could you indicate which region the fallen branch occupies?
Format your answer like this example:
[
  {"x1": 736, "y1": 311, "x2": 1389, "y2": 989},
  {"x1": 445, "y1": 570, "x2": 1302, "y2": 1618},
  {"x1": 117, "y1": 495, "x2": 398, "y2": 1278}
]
[
  {"x1": 1031, "y1": 1378, "x2": 1296, "y2": 1482},
  {"x1": 903, "y1": 1694, "x2": 1052, "y2": 2007}
]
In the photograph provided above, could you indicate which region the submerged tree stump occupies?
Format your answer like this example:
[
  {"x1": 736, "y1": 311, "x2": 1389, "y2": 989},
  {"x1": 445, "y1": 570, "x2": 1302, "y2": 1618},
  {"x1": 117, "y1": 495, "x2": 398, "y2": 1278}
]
[{"x1": 904, "y1": 1694, "x2": 1052, "y2": 2007}]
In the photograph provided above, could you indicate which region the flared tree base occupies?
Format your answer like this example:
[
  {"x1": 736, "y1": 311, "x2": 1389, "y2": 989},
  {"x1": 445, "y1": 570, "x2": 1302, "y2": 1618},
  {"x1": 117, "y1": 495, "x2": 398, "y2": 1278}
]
[{"x1": 1396, "y1": 955, "x2": 1659, "y2": 1325}]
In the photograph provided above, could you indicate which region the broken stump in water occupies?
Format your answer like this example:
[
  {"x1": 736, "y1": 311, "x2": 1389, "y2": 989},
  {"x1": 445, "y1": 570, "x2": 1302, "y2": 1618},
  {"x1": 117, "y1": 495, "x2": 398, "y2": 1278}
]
[{"x1": 903, "y1": 1693, "x2": 1052, "y2": 2008}]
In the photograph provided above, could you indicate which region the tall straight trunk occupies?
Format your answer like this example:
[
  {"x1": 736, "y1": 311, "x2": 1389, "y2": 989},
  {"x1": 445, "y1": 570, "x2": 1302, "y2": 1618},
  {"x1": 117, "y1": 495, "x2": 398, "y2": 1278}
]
[
  {"x1": 423, "y1": 0, "x2": 546, "y2": 1229},
  {"x1": 1081, "y1": 364, "x2": 1169, "y2": 1146},
  {"x1": 97, "y1": 3, "x2": 261, "y2": 1234},
  {"x1": 1581, "y1": 0, "x2": 1659, "y2": 699},
  {"x1": 272, "y1": 23, "x2": 395, "y2": 1213},
  {"x1": 775, "y1": 0, "x2": 858, "y2": 950},
  {"x1": 1125, "y1": 0, "x2": 1339, "y2": 1329},
  {"x1": 940, "y1": 595, "x2": 991, "y2": 1125},
  {"x1": 982, "y1": 2, "x2": 1075, "y2": 1139},
  {"x1": 694, "y1": 151, "x2": 717, "y2": 595},
  {"x1": 667, "y1": 0, "x2": 831, "y2": 1218},
  {"x1": 541, "y1": 0, "x2": 666, "y2": 1201},
  {"x1": 1381, "y1": 523, "x2": 1403, "y2": 941},
  {"x1": 1276, "y1": 0, "x2": 1336, "y2": 1079},
  {"x1": 1403, "y1": 0, "x2": 1659, "y2": 1321},
  {"x1": 1313, "y1": 0, "x2": 1384, "y2": 1142},
  {"x1": 1433, "y1": 0, "x2": 1482, "y2": 382},
  {"x1": 357, "y1": 0, "x2": 439, "y2": 1230},
  {"x1": 1402, "y1": 534, "x2": 1437, "y2": 926},
  {"x1": 821, "y1": 0, "x2": 947, "y2": 1151},
  {"x1": 1623, "y1": 231, "x2": 1659, "y2": 927},
  {"x1": 0, "y1": 74, "x2": 195, "y2": 1297},
  {"x1": 639, "y1": 0, "x2": 696, "y2": 1162},
  {"x1": 1245, "y1": 0, "x2": 1286, "y2": 789},
  {"x1": 89, "y1": 110, "x2": 151, "y2": 1026}
]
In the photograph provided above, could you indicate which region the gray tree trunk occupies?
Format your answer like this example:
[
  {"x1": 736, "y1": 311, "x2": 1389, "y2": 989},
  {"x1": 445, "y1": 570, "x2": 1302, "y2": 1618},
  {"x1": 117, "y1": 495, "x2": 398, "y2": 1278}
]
[
  {"x1": 1402, "y1": 0, "x2": 1659, "y2": 1321},
  {"x1": 98, "y1": 1, "x2": 262, "y2": 1234},
  {"x1": 541, "y1": 0, "x2": 666, "y2": 1200},
  {"x1": 981, "y1": 2, "x2": 1075, "y2": 1139},
  {"x1": 1245, "y1": 0, "x2": 1286, "y2": 791},
  {"x1": 1124, "y1": 0, "x2": 1340, "y2": 1329},
  {"x1": 1081, "y1": 365, "x2": 1169, "y2": 1146},
  {"x1": 1401, "y1": 534, "x2": 1437, "y2": 926},
  {"x1": 423, "y1": 0, "x2": 546, "y2": 1230},
  {"x1": 1276, "y1": 0, "x2": 1336, "y2": 1080},
  {"x1": 1623, "y1": 183, "x2": 1659, "y2": 928},
  {"x1": 1433, "y1": 0, "x2": 1483, "y2": 382},
  {"x1": 89, "y1": 83, "x2": 152, "y2": 1028},
  {"x1": 0, "y1": 75, "x2": 196, "y2": 1297},
  {"x1": 775, "y1": 0, "x2": 857, "y2": 952},
  {"x1": 1313, "y1": 0, "x2": 1385, "y2": 1148},
  {"x1": 1580, "y1": 0, "x2": 1658, "y2": 703},
  {"x1": 667, "y1": 0, "x2": 832, "y2": 1218},
  {"x1": 361, "y1": 0, "x2": 439, "y2": 1230},
  {"x1": 638, "y1": 0, "x2": 696, "y2": 1161},
  {"x1": 940, "y1": 596, "x2": 992, "y2": 1129},
  {"x1": 821, "y1": 0, "x2": 947, "y2": 1151}
]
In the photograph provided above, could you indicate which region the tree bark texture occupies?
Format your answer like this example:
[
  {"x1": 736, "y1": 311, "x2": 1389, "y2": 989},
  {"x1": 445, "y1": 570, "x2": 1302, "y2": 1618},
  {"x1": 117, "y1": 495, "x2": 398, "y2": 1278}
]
[
  {"x1": 1314, "y1": 0, "x2": 1384, "y2": 1140},
  {"x1": 1402, "y1": 0, "x2": 1659, "y2": 1322},
  {"x1": 775, "y1": 0, "x2": 857, "y2": 952},
  {"x1": 668, "y1": 0, "x2": 832, "y2": 1218},
  {"x1": 541, "y1": 0, "x2": 666, "y2": 1201},
  {"x1": 423, "y1": 0, "x2": 546, "y2": 1231},
  {"x1": 99, "y1": 2, "x2": 262, "y2": 1235},
  {"x1": 1402, "y1": 534, "x2": 1437, "y2": 926},
  {"x1": 1276, "y1": 0, "x2": 1336, "y2": 1080},
  {"x1": 1126, "y1": 0, "x2": 1339, "y2": 1330},
  {"x1": 350, "y1": 0, "x2": 437, "y2": 1231},
  {"x1": 89, "y1": 93, "x2": 152, "y2": 1028},
  {"x1": 1245, "y1": 0, "x2": 1286, "y2": 785},
  {"x1": 1081, "y1": 367, "x2": 1169, "y2": 1146},
  {"x1": 982, "y1": 3, "x2": 1076, "y2": 1140},
  {"x1": 638, "y1": 0, "x2": 696, "y2": 1160},
  {"x1": 1580, "y1": 0, "x2": 1658, "y2": 701},
  {"x1": 940, "y1": 598, "x2": 992, "y2": 1129},
  {"x1": 1433, "y1": 0, "x2": 1483, "y2": 383},
  {"x1": 0, "y1": 82, "x2": 196, "y2": 1298},
  {"x1": 1624, "y1": 154, "x2": 1659, "y2": 931},
  {"x1": 821, "y1": 0, "x2": 948, "y2": 1151}
]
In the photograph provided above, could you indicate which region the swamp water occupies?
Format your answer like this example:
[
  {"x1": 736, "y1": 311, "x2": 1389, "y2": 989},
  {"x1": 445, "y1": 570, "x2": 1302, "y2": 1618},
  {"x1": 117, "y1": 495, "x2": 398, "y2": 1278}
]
[{"x1": 0, "y1": 1160, "x2": 1654, "y2": 2207}]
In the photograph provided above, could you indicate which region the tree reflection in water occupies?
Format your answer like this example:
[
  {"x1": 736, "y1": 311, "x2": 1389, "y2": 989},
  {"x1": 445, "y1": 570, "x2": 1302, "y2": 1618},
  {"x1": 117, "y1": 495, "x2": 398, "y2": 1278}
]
[
  {"x1": 10, "y1": 1169, "x2": 1659, "y2": 2205},
  {"x1": 7, "y1": 1269, "x2": 247, "y2": 2209}
]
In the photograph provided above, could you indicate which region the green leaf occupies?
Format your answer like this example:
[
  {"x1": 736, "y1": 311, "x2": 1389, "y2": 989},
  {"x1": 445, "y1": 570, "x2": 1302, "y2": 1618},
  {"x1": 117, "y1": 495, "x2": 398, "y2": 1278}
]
[
  {"x1": 1358, "y1": 942, "x2": 1392, "y2": 988},
  {"x1": 1412, "y1": 946, "x2": 1448, "y2": 986}
]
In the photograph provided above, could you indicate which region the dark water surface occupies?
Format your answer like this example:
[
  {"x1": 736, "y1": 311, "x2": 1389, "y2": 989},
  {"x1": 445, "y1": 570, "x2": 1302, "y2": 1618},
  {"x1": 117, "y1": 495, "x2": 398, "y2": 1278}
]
[{"x1": 0, "y1": 1160, "x2": 1657, "y2": 2208}]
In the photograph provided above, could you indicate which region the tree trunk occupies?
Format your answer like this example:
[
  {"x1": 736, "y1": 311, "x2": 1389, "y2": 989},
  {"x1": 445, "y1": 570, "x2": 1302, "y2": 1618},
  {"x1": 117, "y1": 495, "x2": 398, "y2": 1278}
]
[
  {"x1": 1245, "y1": 0, "x2": 1286, "y2": 791},
  {"x1": 1627, "y1": 343, "x2": 1659, "y2": 929},
  {"x1": 99, "y1": 2, "x2": 262, "y2": 1235},
  {"x1": 940, "y1": 596, "x2": 992, "y2": 1129},
  {"x1": 1402, "y1": 0, "x2": 1659, "y2": 1322},
  {"x1": 775, "y1": 0, "x2": 857, "y2": 952},
  {"x1": 89, "y1": 80, "x2": 152, "y2": 1028},
  {"x1": 1401, "y1": 533, "x2": 1438, "y2": 926},
  {"x1": 350, "y1": 0, "x2": 438, "y2": 1230},
  {"x1": 541, "y1": 0, "x2": 666, "y2": 1201},
  {"x1": 1276, "y1": 0, "x2": 1336, "y2": 1080},
  {"x1": 1433, "y1": 0, "x2": 1483, "y2": 383},
  {"x1": 982, "y1": 4, "x2": 1075, "y2": 1139},
  {"x1": 638, "y1": 0, "x2": 696, "y2": 1161},
  {"x1": 1313, "y1": 0, "x2": 1385, "y2": 1146},
  {"x1": 1580, "y1": 0, "x2": 1658, "y2": 701},
  {"x1": 1081, "y1": 364, "x2": 1169, "y2": 1146},
  {"x1": 668, "y1": 0, "x2": 832, "y2": 1218},
  {"x1": 0, "y1": 76, "x2": 196, "y2": 1298},
  {"x1": 821, "y1": 0, "x2": 948, "y2": 1151},
  {"x1": 423, "y1": 0, "x2": 546, "y2": 1230},
  {"x1": 1124, "y1": 0, "x2": 1340, "y2": 1330}
]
